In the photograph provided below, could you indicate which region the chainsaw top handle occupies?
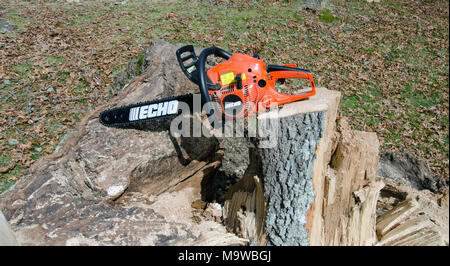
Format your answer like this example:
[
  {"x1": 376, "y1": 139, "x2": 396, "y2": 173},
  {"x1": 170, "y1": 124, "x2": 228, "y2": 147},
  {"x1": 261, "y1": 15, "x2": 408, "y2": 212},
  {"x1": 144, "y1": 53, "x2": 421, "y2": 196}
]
[
  {"x1": 197, "y1": 47, "x2": 232, "y2": 105},
  {"x1": 176, "y1": 45, "x2": 231, "y2": 105}
]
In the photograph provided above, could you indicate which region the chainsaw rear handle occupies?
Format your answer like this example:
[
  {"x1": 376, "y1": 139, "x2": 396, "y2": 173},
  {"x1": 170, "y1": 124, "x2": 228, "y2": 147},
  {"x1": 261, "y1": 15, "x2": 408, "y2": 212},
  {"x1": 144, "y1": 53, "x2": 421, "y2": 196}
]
[
  {"x1": 267, "y1": 64, "x2": 315, "y2": 84},
  {"x1": 263, "y1": 64, "x2": 316, "y2": 107},
  {"x1": 197, "y1": 46, "x2": 232, "y2": 106}
]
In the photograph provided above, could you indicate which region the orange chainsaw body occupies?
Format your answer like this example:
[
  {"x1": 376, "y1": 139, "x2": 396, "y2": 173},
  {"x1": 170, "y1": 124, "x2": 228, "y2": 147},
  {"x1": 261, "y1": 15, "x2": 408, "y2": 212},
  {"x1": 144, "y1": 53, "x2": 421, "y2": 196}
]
[{"x1": 205, "y1": 53, "x2": 316, "y2": 118}]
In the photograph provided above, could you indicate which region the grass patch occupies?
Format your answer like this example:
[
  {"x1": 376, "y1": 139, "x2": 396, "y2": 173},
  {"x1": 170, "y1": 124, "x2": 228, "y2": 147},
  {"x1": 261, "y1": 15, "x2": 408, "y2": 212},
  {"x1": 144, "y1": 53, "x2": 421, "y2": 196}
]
[
  {"x1": 0, "y1": 155, "x2": 12, "y2": 167},
  {"x1": 135, "y1": 54, "x2": 144, "y2": 76},
  {"x1": 319, "y1": 9, "x2": 339, "y2": 23},
  {"x1": 45, "y1": 119, "x2": 63, "y2": 133},
  {"x1": 13, "y1": 63, "x2": 33, "y2": 75},
  {"x1": 341, "y1": 94, "x2": 359, "y2": 115},
  {"x1": 363, "y1": 116, "x2": 381, "y2": 127},
  {"x1": 4, "y1": 12, "x2": 29, "y2": 31},
  {"x1": 401, "y1": 85, "x2": 440, "y2": 108},
  {"x1": 0, "y1": 178, "x2": 16, "y2": 194},
  {"x1": 46, "y1": 56, "x2": 66, "y2": 65},
  {"x1": 56, "y1": 71, "x2": 71, "y2": 83}
]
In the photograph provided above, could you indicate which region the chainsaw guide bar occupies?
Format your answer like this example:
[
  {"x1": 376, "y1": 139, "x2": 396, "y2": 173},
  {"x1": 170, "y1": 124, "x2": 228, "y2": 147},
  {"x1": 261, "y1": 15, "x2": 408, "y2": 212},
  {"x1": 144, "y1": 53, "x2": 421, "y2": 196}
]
[{"x1": 99, "y1": 94, "x2": 195, "y2": 128}]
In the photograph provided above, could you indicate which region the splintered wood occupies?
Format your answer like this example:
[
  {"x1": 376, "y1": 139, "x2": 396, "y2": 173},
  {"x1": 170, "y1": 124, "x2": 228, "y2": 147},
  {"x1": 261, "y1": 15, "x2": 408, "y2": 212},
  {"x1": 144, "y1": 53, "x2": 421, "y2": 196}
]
[
  {"x1": 376, "y1": 198, "x2": 444, "y2": 246},
  {"x1": 313, "y1": 122, "x2": 383, "y2": 246},
  {"x1": 377, "y1": 215, "x2": 444, "y2": 246},
  {"x1": 222, "y1": 175, "x2": 266, "y2": 245},
  {"x1": 344, "y1": 180, "x2": 385, "y2": 246}
]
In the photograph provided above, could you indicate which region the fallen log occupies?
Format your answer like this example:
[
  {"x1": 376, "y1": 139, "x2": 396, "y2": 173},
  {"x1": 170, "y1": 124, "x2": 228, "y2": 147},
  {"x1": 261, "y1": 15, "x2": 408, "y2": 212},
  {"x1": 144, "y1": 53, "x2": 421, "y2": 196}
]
[{"x1": 0, "y1": 40, "x2": 246, "y2": 246}]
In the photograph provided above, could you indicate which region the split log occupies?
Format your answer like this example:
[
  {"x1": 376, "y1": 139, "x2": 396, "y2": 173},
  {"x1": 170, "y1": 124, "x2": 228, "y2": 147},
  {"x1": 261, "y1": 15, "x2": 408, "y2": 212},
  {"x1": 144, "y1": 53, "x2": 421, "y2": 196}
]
[
  {"x1": 222, "y1": 172, "x2": 266, "y2": 245},
  {"x1": 344, "y1": 180, "x2": 384, "y2": 246},
  {"x1": 375, "y1": 179, "x2": 448, "y2": 245},
  {"x1": 375, "y1": 197, "x2": 445, "y2": 246}
]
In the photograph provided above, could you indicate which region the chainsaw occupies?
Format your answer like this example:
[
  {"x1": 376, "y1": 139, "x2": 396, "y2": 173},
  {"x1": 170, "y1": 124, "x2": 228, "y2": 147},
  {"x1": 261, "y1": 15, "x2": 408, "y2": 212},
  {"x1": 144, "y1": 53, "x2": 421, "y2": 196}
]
[{"x1": 99, "y1": 45, "x2": 316, "y2": 128}]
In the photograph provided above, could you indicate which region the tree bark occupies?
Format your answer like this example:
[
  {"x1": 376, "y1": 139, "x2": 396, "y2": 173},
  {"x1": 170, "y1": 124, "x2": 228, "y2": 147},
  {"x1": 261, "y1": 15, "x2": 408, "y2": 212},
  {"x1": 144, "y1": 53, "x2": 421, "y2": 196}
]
[{"x1": 258, "y1": 111, "x2": 325, "y2": 246}]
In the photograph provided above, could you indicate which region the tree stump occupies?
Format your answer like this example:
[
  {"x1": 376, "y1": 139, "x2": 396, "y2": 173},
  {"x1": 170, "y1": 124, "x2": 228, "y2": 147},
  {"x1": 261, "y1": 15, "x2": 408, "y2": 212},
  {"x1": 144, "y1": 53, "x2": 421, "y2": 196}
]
[{"x1": 223, "y1": 87, "x2": 386, "y2": 246}]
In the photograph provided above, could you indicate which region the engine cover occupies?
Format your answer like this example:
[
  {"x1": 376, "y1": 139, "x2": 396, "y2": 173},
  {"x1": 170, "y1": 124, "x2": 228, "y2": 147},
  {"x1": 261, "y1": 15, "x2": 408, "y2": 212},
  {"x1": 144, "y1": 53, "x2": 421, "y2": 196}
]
[{"x1": 206, "y1": 53, "x2": 268, "y2": 118}]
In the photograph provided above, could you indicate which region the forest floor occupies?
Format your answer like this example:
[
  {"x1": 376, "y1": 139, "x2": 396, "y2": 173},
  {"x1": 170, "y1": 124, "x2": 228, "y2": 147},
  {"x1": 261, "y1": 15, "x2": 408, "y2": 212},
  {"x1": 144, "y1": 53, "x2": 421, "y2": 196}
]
[{"x1": 0, "y1": 0, "x2": 448, "y2": 192}]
